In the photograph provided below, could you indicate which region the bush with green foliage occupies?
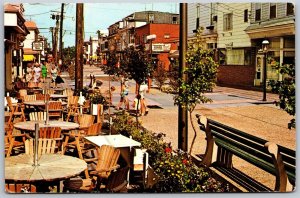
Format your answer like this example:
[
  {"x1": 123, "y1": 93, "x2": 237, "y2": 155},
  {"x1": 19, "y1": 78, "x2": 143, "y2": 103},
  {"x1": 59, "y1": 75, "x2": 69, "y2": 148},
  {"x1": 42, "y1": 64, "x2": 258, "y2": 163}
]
[
  {"x1": 174, "y1": 28, "x2": 219, "y2": 154},
  {"x1": 269, "y1": 62, "x2": 295, "y2": 129}
]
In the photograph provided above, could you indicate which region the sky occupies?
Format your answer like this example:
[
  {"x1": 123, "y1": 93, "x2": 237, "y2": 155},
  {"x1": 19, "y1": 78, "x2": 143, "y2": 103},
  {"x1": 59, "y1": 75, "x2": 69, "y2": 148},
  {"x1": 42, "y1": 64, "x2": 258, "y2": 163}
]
[{"x1": 22, "y1": 3, "x2": 180, "y2": 47}]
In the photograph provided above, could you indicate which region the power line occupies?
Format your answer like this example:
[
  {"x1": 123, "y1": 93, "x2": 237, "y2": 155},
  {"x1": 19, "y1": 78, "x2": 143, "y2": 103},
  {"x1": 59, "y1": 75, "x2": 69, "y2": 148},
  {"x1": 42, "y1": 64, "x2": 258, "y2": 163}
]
[
  {"x1": 199, "y1": 3, "x2": 245, "y2": 18},
  {"x1": 24, "y1": 7, "x2": 61, "y2": 16}
]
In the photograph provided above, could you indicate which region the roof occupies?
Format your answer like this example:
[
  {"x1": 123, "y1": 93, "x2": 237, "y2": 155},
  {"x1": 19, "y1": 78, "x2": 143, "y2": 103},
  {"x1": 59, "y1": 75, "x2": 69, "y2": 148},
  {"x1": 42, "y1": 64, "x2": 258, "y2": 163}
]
[
  {"x1": 4, "y1": 4, "x2": 19, "y2": 13},
  {"x1": 25, "y1": 21, "x2": 37, "y2": 29}
]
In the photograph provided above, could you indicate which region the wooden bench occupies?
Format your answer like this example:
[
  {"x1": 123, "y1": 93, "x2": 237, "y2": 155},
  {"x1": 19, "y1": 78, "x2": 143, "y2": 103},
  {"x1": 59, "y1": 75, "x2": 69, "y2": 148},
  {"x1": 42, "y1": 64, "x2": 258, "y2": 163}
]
[{"x1": 196, "y1": 114, "x2": 295, "y2": 192}]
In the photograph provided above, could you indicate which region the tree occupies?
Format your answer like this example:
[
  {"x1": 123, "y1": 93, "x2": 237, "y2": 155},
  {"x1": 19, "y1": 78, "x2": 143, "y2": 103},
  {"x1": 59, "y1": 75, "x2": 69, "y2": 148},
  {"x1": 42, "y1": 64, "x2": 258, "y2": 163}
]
[
  {"x1": 121, "y1": 46, "x2": 152, "y2": 126},
  {"x1": 174, "y1": 29, "x2": 219, "y2": 155},
  {"x1": 269, "y1": 62, "x2": 295, "y2": 129},
  {"x1": 168, "y1": 58, "x2": 180, "y2": 93},
  {"x1": 153, "y1": 61, "x2": 168, "y2": 91},
  {"x1": 99, "y1": 50, "x2": 122, "y2": 76}
]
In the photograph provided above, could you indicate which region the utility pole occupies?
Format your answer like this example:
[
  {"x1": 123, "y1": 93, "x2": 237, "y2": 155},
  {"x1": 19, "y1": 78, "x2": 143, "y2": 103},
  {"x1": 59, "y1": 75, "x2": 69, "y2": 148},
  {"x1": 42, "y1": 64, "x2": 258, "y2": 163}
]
[
  {"x1": 50, "y1": 27, "x2": 54, "y2": 59},
  {"x1": 75, "y1": 3, "x2": 84, "y2": 90},
  {"x1": 59, "y1": 3, "x2": 65, "y2": 67},
  {"x1": 178, "y1": 3, "x2": 188, "y2": 152},
  {"x1": 51, "y1": 13, "x2": 60, "y2": 65}
]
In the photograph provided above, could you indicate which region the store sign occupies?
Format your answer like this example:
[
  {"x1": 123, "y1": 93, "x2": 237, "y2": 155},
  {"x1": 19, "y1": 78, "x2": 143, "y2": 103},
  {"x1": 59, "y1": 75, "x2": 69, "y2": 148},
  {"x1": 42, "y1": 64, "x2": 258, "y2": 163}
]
[{"x1": 32, "y1": 42, "x2": 44, "y2": 51}]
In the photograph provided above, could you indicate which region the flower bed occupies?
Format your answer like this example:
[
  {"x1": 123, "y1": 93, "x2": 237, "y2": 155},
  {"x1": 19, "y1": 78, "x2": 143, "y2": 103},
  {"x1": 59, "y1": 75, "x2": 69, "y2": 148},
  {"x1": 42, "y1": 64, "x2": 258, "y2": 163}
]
[{"x1": 112, "y1": 112, "x2": 230, "y2": 192}]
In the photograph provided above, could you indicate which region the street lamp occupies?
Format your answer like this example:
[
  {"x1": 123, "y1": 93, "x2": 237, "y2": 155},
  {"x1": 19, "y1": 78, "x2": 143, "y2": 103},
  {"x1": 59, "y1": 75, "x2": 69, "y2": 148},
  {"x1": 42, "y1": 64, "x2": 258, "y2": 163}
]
[
  {"x1": 146, "y1": 34, "x2": 156, "y2": 93},
  {"x1": 262, "y1": 39, "x2": 269, "y2": 101}
]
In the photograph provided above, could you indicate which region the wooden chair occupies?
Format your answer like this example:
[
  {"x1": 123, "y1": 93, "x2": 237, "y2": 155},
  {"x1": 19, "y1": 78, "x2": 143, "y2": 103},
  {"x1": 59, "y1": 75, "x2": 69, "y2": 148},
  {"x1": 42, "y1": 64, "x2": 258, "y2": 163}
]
[
  {"x1": 35, "y1": 93, "x2": 50, "y2": 101},
  {"x1": 18, "y1": 89, "x2": 27, "y2": 98},
  {"x1": 63, "y1": 166, "x2": 128, "y2": 193},
  {"x1": 5, "y1": 128, "x2": 27, "y2": 157},
  {"x1": 28, "y1": 82, "x2": 36, "y2": 88},
  {"x1": 48, "y1": 101, "x2": 63, "y2": 120},
  {"x1": 63, "y1": 89, "x2": 74, "y2": 97},
  {"x1": 66, "y1": 96, "x2": 79, "y2": 121},
  {"x1": 25, "y1": 138, "x2": 57, "y2": 157},
  {"x1": 45, "y1": 89, "x2": 55, "y2": 94},
  {"x1": 90, "y1": 145, "x2": 121, "y2": 188},
  {"x1": 63, "y1": 145, "x2": 121, "y2": 192},
  {"x1": 39, "y1": 127, "x2": 62, "y2": 152},
  {"x1": 6, "y1": 96, "x2": 26, "y2": 129},
  {"x1": 5, "y1": 183, "x2": 36, "y2": 193},
  {"x1": 29, "y1": 112, "x2": 47, "y2": 121},
  {"x1": 22, "y1": 95, "x2": 36, "y2": 102}
]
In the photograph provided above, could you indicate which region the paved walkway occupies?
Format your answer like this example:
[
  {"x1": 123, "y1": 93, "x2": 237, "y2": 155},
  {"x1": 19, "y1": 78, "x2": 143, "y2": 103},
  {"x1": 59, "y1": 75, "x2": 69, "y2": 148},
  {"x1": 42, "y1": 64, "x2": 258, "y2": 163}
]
[{"x1": 61, "y1": 64, "x2": 295, "y2": 191}]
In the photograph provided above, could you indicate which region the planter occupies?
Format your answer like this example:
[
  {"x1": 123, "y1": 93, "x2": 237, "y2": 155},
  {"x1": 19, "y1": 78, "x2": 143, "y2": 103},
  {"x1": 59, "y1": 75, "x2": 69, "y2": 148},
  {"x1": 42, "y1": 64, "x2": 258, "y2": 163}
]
[{"x1": 91, "y1": 104, "x2": 98, "y2": 115}]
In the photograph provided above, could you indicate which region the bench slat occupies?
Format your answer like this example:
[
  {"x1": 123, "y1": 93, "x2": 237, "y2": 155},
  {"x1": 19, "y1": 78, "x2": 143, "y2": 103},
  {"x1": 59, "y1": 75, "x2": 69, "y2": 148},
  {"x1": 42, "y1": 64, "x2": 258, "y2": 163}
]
[
  {"x1": 208, "y1": 119, "x2": 267, "y2": 145},
  {"x1": 215, "y1": 138, "x2": 276, "y2": 175},
  {"x1": 211, "y1": 129, "x2": 274, "y2": 165}
]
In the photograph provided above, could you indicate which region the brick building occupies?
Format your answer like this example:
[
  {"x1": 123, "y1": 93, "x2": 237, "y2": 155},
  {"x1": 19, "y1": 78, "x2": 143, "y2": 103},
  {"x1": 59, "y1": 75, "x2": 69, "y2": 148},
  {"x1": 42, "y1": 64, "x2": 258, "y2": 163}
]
[{"x1": 135, "y1": 23, "x2": 179, "y2": 71}]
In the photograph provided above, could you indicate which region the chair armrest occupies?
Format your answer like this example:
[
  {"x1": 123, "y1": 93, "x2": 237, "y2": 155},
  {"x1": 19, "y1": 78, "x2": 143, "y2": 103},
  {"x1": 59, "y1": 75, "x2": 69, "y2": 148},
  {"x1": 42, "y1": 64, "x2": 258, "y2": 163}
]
[{"x1": 90, "y1": 165, "x2": 120, "y2": 175}]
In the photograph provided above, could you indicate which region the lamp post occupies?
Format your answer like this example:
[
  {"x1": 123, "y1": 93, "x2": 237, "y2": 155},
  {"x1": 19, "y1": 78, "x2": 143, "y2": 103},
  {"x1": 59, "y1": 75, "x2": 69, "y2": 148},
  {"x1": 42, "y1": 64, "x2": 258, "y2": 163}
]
[
  {"x1": 262, "y1": 39, "x2": 269, "y2": 101},
  {"x1": 146, "y1": 34, "x2": 156, "y2": 93}
]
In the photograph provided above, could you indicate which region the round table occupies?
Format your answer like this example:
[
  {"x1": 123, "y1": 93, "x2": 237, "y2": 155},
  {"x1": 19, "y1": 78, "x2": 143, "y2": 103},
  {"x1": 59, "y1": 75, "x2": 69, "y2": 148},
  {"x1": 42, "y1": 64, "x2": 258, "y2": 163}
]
[
  {"x1": 24, "y1": 100, "x2": 67, "y2": 106},
  {"x1": 5, "y1": 154, "x2": 87, "y2": 192},
  {"x1": 14, "y1": 121, "x2": 79, "y2": 131}
]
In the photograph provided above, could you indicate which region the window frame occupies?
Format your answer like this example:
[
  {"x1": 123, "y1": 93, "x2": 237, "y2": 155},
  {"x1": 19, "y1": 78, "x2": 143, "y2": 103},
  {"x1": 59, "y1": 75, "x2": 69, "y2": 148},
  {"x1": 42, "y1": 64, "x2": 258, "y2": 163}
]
[
  {"x1": 255, "y1": 4, "x2": 261, "y2": 21},
  {"x1": 244, "y1": 9, "x2": 248, "y2": 22},
  {"x1": 223, "y1": 13, "x2": 233, "y2": 31},
  {"x1": 286, "y1": 3, "x2": 294, "y2": 16},
  {"x1": 270, "y1": 3, "x2": 277, "y2": 19}
]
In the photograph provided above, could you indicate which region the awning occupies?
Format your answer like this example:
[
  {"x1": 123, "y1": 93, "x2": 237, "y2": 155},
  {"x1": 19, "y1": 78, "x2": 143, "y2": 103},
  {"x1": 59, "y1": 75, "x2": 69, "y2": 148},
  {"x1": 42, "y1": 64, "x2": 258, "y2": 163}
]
[{"x1": 23, "y1": 55, "x2": 35, "y2": 61}]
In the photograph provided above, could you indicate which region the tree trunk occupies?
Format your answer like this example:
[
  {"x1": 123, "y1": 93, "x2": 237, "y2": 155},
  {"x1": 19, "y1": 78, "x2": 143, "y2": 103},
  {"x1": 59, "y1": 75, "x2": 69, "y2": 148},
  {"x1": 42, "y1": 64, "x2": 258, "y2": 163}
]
[{"x1": 189, "y1": 110, "x2": 197, "y2": 156}]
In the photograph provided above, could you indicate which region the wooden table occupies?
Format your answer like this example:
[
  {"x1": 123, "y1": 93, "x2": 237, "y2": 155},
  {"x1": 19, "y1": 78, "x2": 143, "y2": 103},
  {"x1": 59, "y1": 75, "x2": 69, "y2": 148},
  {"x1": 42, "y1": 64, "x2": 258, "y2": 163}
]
[
  {"x1": 50, "y1": 94, "x2": 68, "y2": 99},
  {"x1": 14, "y1": 121, "x2": 79, "y2": 132},
  {"x1": 24, "y1": 100, "x2": 67, "y2": 106},
  {"x1": 84, "y1": 134, "x2": 141, "y2": 167},
  {"x1": 5, "y1": 154, "x2": 87, "y2": 192}
]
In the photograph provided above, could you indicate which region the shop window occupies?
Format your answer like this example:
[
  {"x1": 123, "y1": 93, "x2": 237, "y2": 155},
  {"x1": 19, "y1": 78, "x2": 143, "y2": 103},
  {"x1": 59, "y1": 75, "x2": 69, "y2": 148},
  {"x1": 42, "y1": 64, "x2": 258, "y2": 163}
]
[
  {"x1": 287, "y1": 3, "x2": 294, "y2": 16},
  {"x1": 270, "y1": 38, "x2": 280, "y2": 49},
  {"x1": 270, "y1": 3, "x2": 277, "y2": 19},
  {"x1": 219, "y1": 49, "x2": 226, "y2": 65},
  {"x1": 172, "y1": 16, "x2": 178, "y2": 24},
  {"x1": 255, "y1": 4, "x2": 261, "y2": 21},
  {"x1": 223, "y1": 13, "x2": 233, "y2": 31},
  {"x1": 284, "y1": 37, "x2": 295, "y2": 48},
  {"x1": 226, "y1": 49, "x2": 244, "y2": 65},
  {"x1": 283, "y1": 51, "x2": 295, "y2": 65}
]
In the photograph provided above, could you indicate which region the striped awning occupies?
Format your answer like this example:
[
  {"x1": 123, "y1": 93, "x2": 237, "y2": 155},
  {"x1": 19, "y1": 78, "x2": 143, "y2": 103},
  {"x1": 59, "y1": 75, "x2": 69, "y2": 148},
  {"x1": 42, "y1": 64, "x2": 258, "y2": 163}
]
[{"x1": 23, "y1": 55, "x2": 35, "y2": 61}]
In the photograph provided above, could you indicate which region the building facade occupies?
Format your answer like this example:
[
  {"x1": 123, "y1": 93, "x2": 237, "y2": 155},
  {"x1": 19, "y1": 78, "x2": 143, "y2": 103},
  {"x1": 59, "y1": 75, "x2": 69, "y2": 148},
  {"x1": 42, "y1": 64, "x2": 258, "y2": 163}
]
[
  {"x1": 187, "y1": 3, "x2": 295, "y2": 88},
  {"x1": 4, "y1": 3, "x2": 29, "y2": 91}
]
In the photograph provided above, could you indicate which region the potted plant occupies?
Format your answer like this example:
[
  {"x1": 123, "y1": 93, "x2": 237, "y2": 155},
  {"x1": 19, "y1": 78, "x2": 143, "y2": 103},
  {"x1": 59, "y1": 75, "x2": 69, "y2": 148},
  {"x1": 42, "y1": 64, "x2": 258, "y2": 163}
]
[{"x1": 89, "y1": 92, "x2": 108, "y2": 115}]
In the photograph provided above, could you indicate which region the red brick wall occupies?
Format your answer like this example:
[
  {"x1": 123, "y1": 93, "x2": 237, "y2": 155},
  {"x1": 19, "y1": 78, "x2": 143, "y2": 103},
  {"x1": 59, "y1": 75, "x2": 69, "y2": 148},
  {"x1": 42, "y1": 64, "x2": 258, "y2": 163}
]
[{"x1": 217, "y1": 65, "x2": 256, "y2": 87}]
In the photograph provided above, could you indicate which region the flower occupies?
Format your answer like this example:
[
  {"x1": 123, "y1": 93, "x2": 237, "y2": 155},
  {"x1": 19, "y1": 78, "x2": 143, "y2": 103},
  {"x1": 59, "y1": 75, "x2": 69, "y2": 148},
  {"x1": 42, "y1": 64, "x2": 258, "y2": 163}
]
[
  {"x1": 165, "y1": 147, "x2": 172, "y2": 153},
  {"x1": 182, "y1": 159, "x2": 188, "y2": 165}
]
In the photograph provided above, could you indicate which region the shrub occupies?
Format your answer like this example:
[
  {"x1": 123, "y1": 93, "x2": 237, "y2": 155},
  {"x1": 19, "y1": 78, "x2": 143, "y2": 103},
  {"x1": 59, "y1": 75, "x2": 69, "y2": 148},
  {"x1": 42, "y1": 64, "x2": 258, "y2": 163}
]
[{"x1": 112, "y1": 112, "x2": 228, "y2": 192}]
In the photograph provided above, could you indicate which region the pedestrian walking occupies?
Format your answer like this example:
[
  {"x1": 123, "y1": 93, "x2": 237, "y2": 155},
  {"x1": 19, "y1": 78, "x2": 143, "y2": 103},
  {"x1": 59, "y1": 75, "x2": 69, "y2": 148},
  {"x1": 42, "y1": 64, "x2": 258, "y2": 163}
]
[
  {"x1": 33, "y1": 63, "x2": 41, "y2": 85},
  {"x1": 50, "y1": 64, "x2": 58, "y2": 87},
  {"x1": 115, "y1": 77, "x2": 129, "y2": 110},
  {"x1": 41, "y1": 61, "x2": 47, "y2": 83}
]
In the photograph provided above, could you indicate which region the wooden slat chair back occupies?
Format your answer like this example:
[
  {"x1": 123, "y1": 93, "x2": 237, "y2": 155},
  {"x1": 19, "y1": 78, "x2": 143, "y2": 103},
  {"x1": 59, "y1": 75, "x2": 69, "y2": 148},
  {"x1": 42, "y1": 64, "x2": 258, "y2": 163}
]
[
  {"x1": 29, "y1": 112, "x2": 46, "y2": 121},
  {"x1": 28, "y1": 82, "x2": 36, "y2": 88},
  {"x1": 93, "y1": 145, "x2": 121, "y2": 179},
  {"x1": 64, "y1": 89, "x2": 74, "y2": 97},
  {"x1": 96, "y1": 104, "x2": 104, "y2": 124},
  {"x1": 66, "y1": 96, "x2": 79, "y2": 121},
  {"x1": 45, "y1": 89, "x2": 55, "y2": 95},
  {"x1": 5, "y1": 133, "x2": 14, "y2": 157},
  {"x1": 22, "y1": 95, "x2": 36, "y2": 102},
  {"x1": 86, "y1": 122, "x2": 102, "y2": 136},
  {"x1": 5, "y1": 183, "x2": 36, "y2": 193},
  {"x1": 48, "y1": 101, "x2": 63, "y2": 120},
  {"x1": 6, "y1": 96, "x2": 26, "y2": 128},
  {"x1": 25, "y1": 138, "x2": 56, "y2": 157},
  {"x1": 78, "y1": 114, "x2": 95, "y2": 131},
  {"x1": 39, "y1": 127, "x2": 62, "y2": 139},
  {"x1": 19, "y1": 89, "x2": 27, "y2": 98},
  {"x1": 35, "y1": 93, "x2": 50, "y2": 101}
]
